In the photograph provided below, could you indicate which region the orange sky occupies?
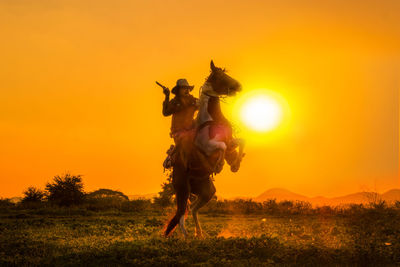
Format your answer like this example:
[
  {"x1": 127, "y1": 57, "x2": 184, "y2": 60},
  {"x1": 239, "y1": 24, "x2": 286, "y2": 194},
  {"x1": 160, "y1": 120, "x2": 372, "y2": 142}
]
[{"x1": 0, "y1": 0, "x2": 399, "y2": 198}]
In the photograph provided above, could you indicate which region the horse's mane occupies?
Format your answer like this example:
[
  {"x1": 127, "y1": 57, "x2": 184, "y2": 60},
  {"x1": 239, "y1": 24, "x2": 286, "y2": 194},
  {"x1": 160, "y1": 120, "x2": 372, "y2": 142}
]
[{"x1": 205, "y1": 67, "x2": 227, "y2": 83}]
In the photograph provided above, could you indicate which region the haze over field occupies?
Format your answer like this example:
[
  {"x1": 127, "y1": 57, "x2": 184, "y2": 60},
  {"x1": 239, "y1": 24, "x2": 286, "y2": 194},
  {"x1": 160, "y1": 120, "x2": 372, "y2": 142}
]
[{"x1": 0, "y1": 0, "x2": 399, "y2": 198}]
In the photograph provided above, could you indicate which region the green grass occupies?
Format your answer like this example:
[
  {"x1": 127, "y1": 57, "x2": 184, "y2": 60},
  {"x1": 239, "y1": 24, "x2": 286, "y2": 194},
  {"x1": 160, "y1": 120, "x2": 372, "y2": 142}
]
[{"x1": 0, "y1": 208, "x2": 399, "y2": 266}]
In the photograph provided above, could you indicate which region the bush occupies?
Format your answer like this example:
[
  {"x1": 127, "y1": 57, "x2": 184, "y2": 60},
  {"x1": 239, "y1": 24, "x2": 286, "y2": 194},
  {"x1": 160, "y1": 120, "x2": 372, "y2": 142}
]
[
  {"x1": 22, "y1": 187, "x2": 45, "y2": 203},
  {"x1": 86, "y1": 188, "x2": 129, "y2": 200},
  {"x1": 153, "y1": 173, "x2": 174, "y2": 207},
  {"x1": 45, "y1": 173, "x2": 85, "y2": 206},
  {"x1": 121, "y1": 199, "x2": 153, "y2": 212},
  {"x1": 0, "y1": 198, "x2": 14, "y2": 208},
  {"x1": 85, "y1": 189, "x2": 129, "y2": 211}
]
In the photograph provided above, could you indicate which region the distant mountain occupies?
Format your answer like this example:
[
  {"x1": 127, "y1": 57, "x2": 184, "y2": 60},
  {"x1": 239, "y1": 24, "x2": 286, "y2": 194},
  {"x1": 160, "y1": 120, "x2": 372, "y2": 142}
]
[
  {"x1": 382, "y1": 189, "x2": 400, "y2": 203},
  {"x1": 328, "y1": 192, "x2": 380, "y2": 205},
  {"x1": 254, "y1": 188, "x2": 309, "y2": 202},
  {"x1": 128, "y1": 193, "x2": 157, "y2": 200},
  {"x1": 253, "y1": 188, "x2": 400, "y2": 206}
]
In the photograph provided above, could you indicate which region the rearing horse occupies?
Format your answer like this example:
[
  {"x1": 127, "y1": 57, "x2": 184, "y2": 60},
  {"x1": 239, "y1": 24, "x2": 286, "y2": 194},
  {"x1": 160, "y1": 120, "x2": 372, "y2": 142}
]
[{"x1": 165, "y1": 60, "x2": 245, "y2": 238}]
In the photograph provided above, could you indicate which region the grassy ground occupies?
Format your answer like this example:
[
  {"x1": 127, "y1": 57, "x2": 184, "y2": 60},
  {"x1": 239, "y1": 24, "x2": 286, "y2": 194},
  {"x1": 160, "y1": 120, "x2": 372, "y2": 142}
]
[{"x1": 0, "y1": 208, "x2": 399, "y2": 266}]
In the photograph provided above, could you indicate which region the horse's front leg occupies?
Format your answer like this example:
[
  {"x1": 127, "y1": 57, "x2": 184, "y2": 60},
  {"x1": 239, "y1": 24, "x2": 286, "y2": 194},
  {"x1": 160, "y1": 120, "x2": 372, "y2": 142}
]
[
  {"x1": 195, "y1": 125, "x2": 227, "y2": 173},
  {"x1": 195, "y1": 125, "x2": 227, "y2": 156},
  {"x1": 209, "y1": 141, "x2": 226, "y2": 174},
  {"x1": 228, "y1": 138, "x2": 245, "y2": 172},
  {"x1": 236, "y1": 138, "x2": 245, "y2": 160}
]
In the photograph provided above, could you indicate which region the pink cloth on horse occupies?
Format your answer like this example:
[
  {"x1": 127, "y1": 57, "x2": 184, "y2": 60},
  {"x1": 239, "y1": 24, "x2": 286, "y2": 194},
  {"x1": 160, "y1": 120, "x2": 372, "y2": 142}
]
[{"x1": 209, "y1": 124, "x2": 232, "y2": 141}]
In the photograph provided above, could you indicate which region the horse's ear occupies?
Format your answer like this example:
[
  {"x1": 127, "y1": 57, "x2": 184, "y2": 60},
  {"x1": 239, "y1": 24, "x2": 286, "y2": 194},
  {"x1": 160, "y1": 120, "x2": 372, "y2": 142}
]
[{"x1": 210, "y1": 60, "x2": 216, "y2": 71}]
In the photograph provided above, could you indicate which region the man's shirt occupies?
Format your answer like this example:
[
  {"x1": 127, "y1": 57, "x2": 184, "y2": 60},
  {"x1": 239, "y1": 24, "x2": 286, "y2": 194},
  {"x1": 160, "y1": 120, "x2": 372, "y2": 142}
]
[{"x1": 163, "y1": 95, "x2": 199, "y2": 134}]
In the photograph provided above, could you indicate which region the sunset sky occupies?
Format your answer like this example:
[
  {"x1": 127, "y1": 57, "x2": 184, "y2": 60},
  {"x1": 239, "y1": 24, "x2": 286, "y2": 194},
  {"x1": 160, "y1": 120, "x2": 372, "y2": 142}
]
[{"x1": 0, "y1": 0, "x2": 398, "y2": 198}]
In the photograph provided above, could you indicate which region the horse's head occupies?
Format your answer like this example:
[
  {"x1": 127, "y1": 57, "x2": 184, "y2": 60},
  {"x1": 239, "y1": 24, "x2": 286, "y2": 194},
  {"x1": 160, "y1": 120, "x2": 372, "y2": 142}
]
[{"x1": 206, "y1": 60, "x2": 242, "y2": 97}]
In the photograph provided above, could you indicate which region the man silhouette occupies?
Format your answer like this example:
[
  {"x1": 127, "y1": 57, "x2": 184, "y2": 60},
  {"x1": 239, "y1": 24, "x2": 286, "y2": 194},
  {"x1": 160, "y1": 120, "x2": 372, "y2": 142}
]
[{"x1": 162, "y1": 79, "x2": 199, "y2": 168}]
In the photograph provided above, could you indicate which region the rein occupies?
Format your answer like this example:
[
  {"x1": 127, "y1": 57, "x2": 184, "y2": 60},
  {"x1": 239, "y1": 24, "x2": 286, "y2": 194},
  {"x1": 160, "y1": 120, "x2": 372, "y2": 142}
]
[
  {"x1": 199, "y1": 83, "x2": 229, "y2": 101},
  {"x1": 198, "y1": 83, "x2": 240, "y2": 136}
]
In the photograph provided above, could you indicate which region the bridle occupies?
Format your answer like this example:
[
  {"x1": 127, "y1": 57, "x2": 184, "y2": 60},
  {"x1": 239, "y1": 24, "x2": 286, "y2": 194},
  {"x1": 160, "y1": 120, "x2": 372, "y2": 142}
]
[{"x1": 199, "y1": 83, "x2": 230, "y2": 101}]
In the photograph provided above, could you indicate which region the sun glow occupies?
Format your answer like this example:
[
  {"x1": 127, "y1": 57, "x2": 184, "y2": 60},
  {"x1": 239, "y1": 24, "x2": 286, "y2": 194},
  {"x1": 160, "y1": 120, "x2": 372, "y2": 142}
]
[
  {"x1": 240, "y1": 95, "x2": 282, "y2": 132},
  {"x1": 226, "y1": 89, "x2": 291, "y2": 145}
]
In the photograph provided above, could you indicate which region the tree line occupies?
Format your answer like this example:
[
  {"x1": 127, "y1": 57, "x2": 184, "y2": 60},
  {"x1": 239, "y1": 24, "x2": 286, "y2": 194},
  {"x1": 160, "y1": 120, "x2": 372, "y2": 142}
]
[
  {"x1": 0, "y1": 172, "x2": 172, "y2": 212},
  {"x1": 1, "y1": 172, "x2": 399, "y2": 216}
]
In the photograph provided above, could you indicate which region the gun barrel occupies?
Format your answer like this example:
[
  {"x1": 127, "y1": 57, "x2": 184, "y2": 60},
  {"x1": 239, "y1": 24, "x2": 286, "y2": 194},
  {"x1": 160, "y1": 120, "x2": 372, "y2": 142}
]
[{"x1": 156, "y1": 81, "x2": 166, "y2": 89}]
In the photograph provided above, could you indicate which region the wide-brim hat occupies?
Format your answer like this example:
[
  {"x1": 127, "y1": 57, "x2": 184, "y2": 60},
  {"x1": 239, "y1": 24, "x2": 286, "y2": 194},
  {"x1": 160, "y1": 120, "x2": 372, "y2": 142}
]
[{"x1": 171, "y1": 79, "x2": 194, "y2": 94}]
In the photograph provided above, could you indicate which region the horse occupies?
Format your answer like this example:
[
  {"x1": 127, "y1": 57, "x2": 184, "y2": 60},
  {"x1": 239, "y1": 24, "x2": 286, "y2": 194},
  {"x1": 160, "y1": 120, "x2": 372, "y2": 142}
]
[{"x1": 165, "y1": 60, "x2": 245, "y2": 238}]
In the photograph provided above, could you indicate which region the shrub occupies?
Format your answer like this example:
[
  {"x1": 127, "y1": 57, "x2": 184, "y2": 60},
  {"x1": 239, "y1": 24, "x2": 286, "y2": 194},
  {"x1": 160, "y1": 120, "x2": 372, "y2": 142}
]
[
  {"x1": 85, "y1": 189, "x2": 129, "y2": 211},
  {"x1": 45, "y1": 173, "x2": 85, "y2": 206},
  {"x1": 153, "y1": 173, "x2": 174, "y2": 207},
  {"x1": 86, "y1": 188, "x2": 129, "y2": 200},
  {"x1": 121, "y1": 199, "x2": 153, "y2": 212},
  {"x1": 22, "y1": 187, "x2": 45, "y2": 203},
  {"x1": 0, "y1": 198, "x2": 14, "y2": 208}
]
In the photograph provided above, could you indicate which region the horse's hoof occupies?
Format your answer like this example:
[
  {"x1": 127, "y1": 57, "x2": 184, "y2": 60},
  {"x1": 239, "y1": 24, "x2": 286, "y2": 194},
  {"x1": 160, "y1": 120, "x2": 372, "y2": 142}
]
[
  {"x1": 231, "y1": 165, "x2": 239, "y2": 172},
  {"x1": 215, "y1": 165, "x2": 223, "y2": 174},
  {"x1": 214, "y1": 159, "x2": 224, "y2": 174},
  {"x1": 230, "y1": 160, "x2": 240, "y2": 172}
]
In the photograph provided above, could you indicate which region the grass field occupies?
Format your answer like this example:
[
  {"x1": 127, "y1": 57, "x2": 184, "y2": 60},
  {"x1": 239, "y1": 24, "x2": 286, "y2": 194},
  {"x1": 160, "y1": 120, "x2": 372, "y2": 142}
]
[{"x1": 0, "y1": 206, "x2": 399, "y2": 266}]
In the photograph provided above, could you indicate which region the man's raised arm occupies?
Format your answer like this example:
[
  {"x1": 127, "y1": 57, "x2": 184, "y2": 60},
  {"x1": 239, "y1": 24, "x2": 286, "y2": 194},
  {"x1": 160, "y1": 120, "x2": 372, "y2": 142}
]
[{"x1": 162, "y1": 93, "x2": 173, "y2": 116}]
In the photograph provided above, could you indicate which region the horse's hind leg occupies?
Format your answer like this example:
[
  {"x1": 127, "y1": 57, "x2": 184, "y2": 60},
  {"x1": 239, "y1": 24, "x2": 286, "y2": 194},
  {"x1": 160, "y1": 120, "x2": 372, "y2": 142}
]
[
  {"x1": 177, "y1": 190, "x2": 189, "y2": 238},
  {"x1": 165, "y1": 167, "x2": 190, "y2": 238},
  {"x1": 165, "y1": 188, "x2": 189, "y2": 238},
  {"x1": 191, "y1": 177, "x2": 216, "y2": 238}
]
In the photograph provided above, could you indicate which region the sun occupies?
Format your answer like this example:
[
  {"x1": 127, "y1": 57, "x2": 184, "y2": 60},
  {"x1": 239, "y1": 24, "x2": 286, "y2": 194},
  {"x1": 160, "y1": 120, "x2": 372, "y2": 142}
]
[
  {"x1": 240, "y1": 95, "x2": 282, "y2": 132},
  {"x1": 237, "y1": 90, "x2": 284, "y2": 132},
  {"x1": 223, "y1": 88, "x2": 290, "y2": 144}
]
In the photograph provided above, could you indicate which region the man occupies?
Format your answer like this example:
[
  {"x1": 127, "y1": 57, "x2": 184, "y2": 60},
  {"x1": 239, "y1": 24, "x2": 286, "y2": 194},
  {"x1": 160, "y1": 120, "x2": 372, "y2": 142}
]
[{"x1": 162, "y1": 79, "x2": 199, "y2": 169}]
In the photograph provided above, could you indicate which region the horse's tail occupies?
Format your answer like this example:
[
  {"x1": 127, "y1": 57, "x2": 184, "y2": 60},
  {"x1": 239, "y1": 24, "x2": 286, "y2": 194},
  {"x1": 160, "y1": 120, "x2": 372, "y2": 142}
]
[
  {"x1": 165, "y1": 188, "x2": 189, "y2": 237},
  {"x1": 165, "y1": 213, "x2": 180, "y2": 237}
]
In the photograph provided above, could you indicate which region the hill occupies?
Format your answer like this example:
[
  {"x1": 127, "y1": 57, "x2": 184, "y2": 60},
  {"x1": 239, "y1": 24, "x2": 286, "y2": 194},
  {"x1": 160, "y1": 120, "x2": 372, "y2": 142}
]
[
  {"x1": 382, "y1": 189, "x2": 400, "y2": 203},
  {"x1": 254, "y1": 188, "x2": 400, "y2": 206},
  {"x1": 254, "y1": 188, "x2": 309, "y2": 202}
]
